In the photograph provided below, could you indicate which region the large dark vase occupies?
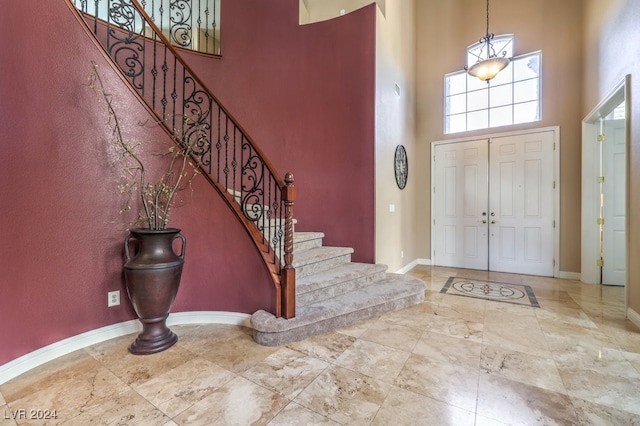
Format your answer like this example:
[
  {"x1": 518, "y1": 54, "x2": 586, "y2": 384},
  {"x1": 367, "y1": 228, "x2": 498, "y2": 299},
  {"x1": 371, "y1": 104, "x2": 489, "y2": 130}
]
[{"x1": 123, "y1": 228, "x2": 186, "y2": 355}]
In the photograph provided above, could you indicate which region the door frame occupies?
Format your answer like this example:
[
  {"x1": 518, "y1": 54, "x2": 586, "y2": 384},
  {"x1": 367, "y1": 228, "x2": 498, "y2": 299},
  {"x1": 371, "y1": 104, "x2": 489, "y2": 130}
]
[
  {"x1": 431, "y1": 126, "x2": 560, "y2": 277},
  {"x1": 581, "y1": 75, "x2": 630, "y2": 290}
]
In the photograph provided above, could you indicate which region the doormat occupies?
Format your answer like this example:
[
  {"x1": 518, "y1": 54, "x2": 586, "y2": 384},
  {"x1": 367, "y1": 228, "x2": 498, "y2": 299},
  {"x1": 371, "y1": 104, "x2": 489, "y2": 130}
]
[{"x1": 440, "y1": 277, "x2": 540, "y2": 308}]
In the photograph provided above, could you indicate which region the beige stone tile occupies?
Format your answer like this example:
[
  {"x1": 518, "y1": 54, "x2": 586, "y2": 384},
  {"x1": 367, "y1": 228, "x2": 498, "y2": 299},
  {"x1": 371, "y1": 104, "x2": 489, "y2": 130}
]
[
  {"x1": 418, "y1": 278, "x2": 448, "y2": 294},
  {"x1": 423, "y1": 289, "x2": 446, "y2": 303},
  {"x1": 485, "y1": 271, "x2": 525, "y2": 284},
  {"x1": 267, "y1": 402, "x2": 340, "y2": 425},
  {"x1": 473, "y1": 414, "x2": 511, "y2": 425},
  {"x1": 0, "y1": 350, "x2": 93, "y2": 402},
  {"x1": 333, "y1": 339, "x2": 410, "y2": 384},
  {"x1": 571, "y1": 396, "x2": 640, "y2": 425},
  {"x1": 436, "y1": 294, "x2": 486, "y2": 323},
  {"x1": 596, "y1": 321, "x2": 640, "y2": 353},
  {"x1": 552, "y1": 344, "x2": 640, "y2": 378},
  {"x1": 241, "y1": 347, "x2": 329, "y2": 399},
  {"x1": 540, "y1": 320, "x2": 618, "y2": 352},
  {"x1": 484, "y1": 301, "x2": 537, "y2": 321},
  {"x1": 0, "y1": 406, "x2": 17, "y2": 426},
  {"x1": 173, "y1": 376, "x2": 288, "y2": 425},
  {"x1": 195, "y1": 326, "x2": 279, "y2": 373},
  {"x1": 52, "y1": 389, "x2": 169, "y2": 425},
  {"x1": 335, "y1": 317, "x2": 377, "y2": 338},
  {"x1": 482, "y1": 316, "x2": 551, "y2": 358},
  {"x1": 377, "y1": 301, "x2": 436, "y2": 330},
  {"x1": 413, "y1": 330, "x2": 482, "y2": 370},
  {"x1": 623, "y1": 350, "x2": 640, "y2": 375},
  {"x1": 531, "y1": 287, "x2": 578, "y2": 300},
  {"x1": 480, "y1": 345, "x2": 566, "y2": 394},
  {"x1": 426, "y1": 314, "x2": 483, "y2": 342},
  {"x1": 359, "y1": 320, "x2": 423, "y2": 352},
  {"x1": 451, "y1": 269, "x2": 491, "y2": 281},
  {"x1": 293, "y1": 365, "x2": 391, "y2": 425},
  {"x1": 133, "y1": 356, "x2": 235, "y2": 418},
  {"x1": 85, "y1": 334, "x2": 197, "y2": 387},
  {"x1": 576, "y1": 301, "x2": 627, "y2": 323},
  {"x1": 558, "y1": 367, "x2": 640, "y2": 415},
  {"x1": 371, "y1": 386, "x2": 475, "y2": 426},
  {"x1": 170, "y1": 324, "x2": 249, "y2": 354},
  {"x1": 286, "y1": 331, "x2": 356, "y2": 363},
  {"x1": 476, "y1": 374, "x2": 579, "y2": 425},
  {"x1": 395, "y1": 353, "x2": 479, "y2": 412},
  {"x1": 520, "y1": 274, "x2": 573, "y2": 288},
  {"x1": 535, "y1": 302, "x2": 599, "y2": 329},
  {"x1": 1, "y1": 351, "x2": 129, "y2": 424}
]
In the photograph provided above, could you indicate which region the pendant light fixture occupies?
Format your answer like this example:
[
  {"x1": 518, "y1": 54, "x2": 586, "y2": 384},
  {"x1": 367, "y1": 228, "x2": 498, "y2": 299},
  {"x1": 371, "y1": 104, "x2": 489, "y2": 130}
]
[{"x1": 465, "y1": 0, "x2": 510, "y2": 82}]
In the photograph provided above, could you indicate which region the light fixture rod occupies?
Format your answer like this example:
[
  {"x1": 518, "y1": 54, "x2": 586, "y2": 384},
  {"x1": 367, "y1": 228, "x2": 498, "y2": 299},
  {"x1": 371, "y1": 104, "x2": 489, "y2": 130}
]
[{"x1": 465, "y1": 0, "x2": 509, "y2": 82}]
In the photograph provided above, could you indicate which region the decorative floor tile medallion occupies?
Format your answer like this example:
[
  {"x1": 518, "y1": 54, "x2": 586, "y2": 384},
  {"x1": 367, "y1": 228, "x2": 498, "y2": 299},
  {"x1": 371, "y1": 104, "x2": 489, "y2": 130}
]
[{"x1": 441, "y1": 277, "x2": 539, "y2": 308}]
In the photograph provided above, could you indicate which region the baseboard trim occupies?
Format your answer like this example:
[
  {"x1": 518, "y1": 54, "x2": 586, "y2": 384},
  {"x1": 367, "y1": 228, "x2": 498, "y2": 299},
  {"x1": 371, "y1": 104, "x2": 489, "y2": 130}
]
[
  {"x1": 0, "y1": 311, "x2": 251, "y2": 386},
  {"x1": 396, "y1": 258, "x2": 431, "y2": 274},
  {"x1": 557, "y1": 271, "x2": 581, "y2": 280},
  {"x1": 627, "y1": 307, "x2": 640, "y2": 329}
]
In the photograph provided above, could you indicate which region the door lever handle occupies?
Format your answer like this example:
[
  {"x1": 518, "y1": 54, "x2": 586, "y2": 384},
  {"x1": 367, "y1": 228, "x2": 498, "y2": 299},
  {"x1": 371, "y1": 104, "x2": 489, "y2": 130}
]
[
  {"x1": 491, "y1": 220, "x2": 497, "y2": 224},
  {"x1": 481, "y1": 219, "x2": 487, "y2": 224}
]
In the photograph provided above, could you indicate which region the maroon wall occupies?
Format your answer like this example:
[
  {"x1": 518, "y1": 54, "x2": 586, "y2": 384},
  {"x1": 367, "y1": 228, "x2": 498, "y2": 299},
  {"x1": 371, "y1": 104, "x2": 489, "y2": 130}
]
[{"x1": 0, "y1": 0, "x2": 376, "y2": 366}]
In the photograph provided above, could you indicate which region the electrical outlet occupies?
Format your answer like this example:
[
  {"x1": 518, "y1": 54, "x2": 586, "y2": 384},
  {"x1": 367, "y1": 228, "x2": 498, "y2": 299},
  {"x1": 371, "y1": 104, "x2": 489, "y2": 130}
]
[
  {"x1": 401, "y1": 250, "x2": 404, "y2": 259},
  {"x1": 108, "y1": 290, "x2": 120, "y2": 307}
]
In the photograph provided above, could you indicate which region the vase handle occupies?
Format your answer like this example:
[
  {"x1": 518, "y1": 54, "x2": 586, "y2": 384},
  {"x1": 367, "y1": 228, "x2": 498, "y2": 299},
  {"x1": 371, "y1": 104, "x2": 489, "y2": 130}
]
[
  {"x1": 175, "y1": 233, "x2": 187, "y2": 260},
  {"x1": 124, "y1": 234, "x2": 137, "y2": 262}
]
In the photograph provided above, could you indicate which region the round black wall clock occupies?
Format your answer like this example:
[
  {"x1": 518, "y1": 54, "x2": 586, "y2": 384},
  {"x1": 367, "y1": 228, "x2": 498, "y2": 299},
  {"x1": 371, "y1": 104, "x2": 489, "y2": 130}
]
[{"x1": 394, "y1": 144, "x2": 408, "y2": 189}]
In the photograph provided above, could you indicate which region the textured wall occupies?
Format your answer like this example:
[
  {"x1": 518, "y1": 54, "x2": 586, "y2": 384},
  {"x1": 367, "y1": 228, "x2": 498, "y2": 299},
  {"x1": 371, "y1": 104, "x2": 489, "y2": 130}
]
[
  {"x1": 583, "y1": 0, "x2": 640, "y2": 316},
  {"x1": 0, "y1": 0, "x2": 376, "y2": 366},
  {"x1": 415, "y1": 0, "x2": 584, "y2": 274}
]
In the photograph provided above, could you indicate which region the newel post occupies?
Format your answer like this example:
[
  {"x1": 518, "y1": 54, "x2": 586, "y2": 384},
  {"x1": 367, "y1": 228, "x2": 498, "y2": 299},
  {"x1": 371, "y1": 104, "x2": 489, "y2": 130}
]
[{"x1": 281, "y1": 172, "x2": 296, "y2": 319}]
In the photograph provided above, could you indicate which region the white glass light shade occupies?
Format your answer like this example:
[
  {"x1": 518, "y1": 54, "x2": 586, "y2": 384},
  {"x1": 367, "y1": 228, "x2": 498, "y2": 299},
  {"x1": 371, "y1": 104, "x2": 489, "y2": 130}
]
[{"x1": 467, "y1": 56, "x2": 510, "y2": 81}]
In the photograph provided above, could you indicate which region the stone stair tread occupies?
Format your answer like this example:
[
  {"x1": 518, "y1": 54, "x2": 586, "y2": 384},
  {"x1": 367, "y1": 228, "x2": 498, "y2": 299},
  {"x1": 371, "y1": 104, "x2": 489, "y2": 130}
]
[
  {"x1": 297, "y1": 262, "x2": 388, "y2": 295},
  {"x1": 293, "y1": 246, "x2": 354, "y2": 268},
  {"x1": 294, "y1": 232, "x2": 325, "y2": 245},
  {"x1": 251, "y1": 274, "x2": 425, "y2": 345}
]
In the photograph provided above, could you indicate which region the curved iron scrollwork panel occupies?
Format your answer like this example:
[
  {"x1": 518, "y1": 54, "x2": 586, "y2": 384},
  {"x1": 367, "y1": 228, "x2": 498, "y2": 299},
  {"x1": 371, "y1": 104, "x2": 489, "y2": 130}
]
[
  {"x1": 241, "y1": 140, "x2": 266, "y2": 225},
  {"x1": 183, "y1": 75, "x2": 212, "y2": 170},
  {"x1": 170, "y1": 0, "x2": 193, "y2": 48},
  {"x1": 107, "y1": 0, "x2": 145, "y2": 90}
]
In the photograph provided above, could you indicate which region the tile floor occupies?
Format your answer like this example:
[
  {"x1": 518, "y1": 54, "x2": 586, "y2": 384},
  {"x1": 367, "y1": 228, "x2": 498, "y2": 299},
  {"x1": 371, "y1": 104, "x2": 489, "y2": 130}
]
[{"x1": 2, "y1": 266, "x2": 640, "y2": 425}]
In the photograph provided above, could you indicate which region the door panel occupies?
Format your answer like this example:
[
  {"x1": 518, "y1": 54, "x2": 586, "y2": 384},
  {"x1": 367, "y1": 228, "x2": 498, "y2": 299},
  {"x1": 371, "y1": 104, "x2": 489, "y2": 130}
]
[
  {"x1": 602, "y1": 119, "x2": 626, "y2": 285},
  {"x1": 434, "y1": 140, "x2": 489, "y2": 270},
  {"x1": 489, "y1": 132, "x2": 554, "y2": 276}
]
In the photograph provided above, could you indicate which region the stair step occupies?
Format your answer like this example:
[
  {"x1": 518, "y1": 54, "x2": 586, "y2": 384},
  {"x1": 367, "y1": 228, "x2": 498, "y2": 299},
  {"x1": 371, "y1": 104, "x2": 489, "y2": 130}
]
[
  {"x1": 293, "y1": 246, "x2": 353, "y2": 278},
  {"x1": 251, "y1": 273, "x2": 426, "y2": 346},
  {"x1": 293, "y1": 232, "x2": 325, "y2": 252},
  {"x1": 297, "y1": 263, "x2": 388, "y2": 307}
]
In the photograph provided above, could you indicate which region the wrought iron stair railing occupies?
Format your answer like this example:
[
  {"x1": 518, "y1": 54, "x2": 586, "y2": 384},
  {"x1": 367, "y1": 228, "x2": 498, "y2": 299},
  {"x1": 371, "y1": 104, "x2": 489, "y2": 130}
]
[
  {"x1": 65, "y1": 0, "x2": 296, "y2": 318},
  {"x1": 76, "y1": 0, "x2": 221, "y2": 55}
]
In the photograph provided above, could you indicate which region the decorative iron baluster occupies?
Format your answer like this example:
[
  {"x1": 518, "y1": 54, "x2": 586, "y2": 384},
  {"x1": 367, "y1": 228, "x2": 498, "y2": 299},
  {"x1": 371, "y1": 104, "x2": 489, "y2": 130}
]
[
  {"x1": 169, "y1": 0, "x2": 192, "y2": 48},
  {"x1": 107, "y1": 0, "x2": 145, "y2": 90}
]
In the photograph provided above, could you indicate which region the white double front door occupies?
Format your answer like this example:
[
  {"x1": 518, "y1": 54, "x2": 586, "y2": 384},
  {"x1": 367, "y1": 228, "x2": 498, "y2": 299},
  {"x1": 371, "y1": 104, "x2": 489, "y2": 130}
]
[{"x1": 432, "y1": 130, "x2": 555, "y2": 276}]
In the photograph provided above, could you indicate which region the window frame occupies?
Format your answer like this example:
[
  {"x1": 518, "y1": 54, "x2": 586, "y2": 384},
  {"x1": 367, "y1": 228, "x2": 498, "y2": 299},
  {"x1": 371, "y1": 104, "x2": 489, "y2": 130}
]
[{"x1": 444, "y1": 50, "x2": 542, "y2": 134}]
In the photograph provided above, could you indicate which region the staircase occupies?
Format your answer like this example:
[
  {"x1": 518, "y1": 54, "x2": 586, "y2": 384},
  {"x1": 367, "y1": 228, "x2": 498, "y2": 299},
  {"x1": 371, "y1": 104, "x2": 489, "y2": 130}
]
[
  {"x1": 65, "y1": 0, "x2": 426, "y2": 344},
  {"x1": 251, "y1": 232, "x2": 426, "y2": 346}
]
